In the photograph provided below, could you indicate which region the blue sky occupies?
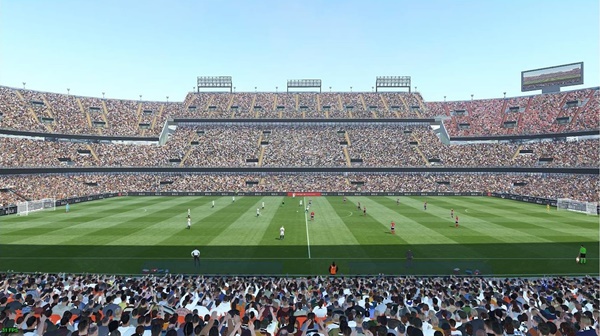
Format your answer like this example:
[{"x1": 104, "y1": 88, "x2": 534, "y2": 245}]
[{"x1": 0, "y1": 0, "x2": 598, "y2": 102}]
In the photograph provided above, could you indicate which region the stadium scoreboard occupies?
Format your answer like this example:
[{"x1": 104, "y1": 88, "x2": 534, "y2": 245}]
[{"x1": 521, "y1": 62, "x2": 583, "y2": 93}]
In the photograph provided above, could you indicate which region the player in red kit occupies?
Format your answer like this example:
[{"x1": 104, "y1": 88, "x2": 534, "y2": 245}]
[
  {"x1": 310, "y1": 211, "x2": 315, "y2": 221},
  {"x1": 390, "y1": 221, "x2": 396, "y2": 234},
  {"x1": 455, "y1": 216, "x2": 459, "y2": 228}
]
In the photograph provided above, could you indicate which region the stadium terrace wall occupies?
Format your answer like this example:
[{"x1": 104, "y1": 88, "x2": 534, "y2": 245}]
[
  {"x1": 3, "y1": 191, "x2": 580, "y2": 216},
  {"x1": 0, "y1": 128, "x2": 159, "y2": 142},
  {"x1": 173, "y1": 118, "x2": 436, "y2": 123},
  {"x1": 449, "y1": 129, "x2": 600, "y2": 142},
  {"x1": 0, "y1": 167, "x2": 598, "y2": 175}
]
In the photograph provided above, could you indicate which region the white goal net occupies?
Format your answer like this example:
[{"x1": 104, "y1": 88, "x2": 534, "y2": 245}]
[
  {"x1": 16, "y1": 198, "x2": 56, "y2": 216},
  {"x1": 557, "y1": 198, "x2": 598, "y2": 216}
]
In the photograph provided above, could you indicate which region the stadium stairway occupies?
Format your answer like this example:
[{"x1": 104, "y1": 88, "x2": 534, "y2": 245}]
[
  {"x1": 250, "y1": 95, "x2": 258, "y2": 118},
  {"x1": 76, "y1": 98, "x2": 94, "y2": 129},
  {"x1": 336, "y1": 94, "x2": 343, "y2": 111},
  {"x1": 342, "y1": 147, "x2": 352, "y2": 166},
  {"x1": 416, "y1": 94, "x2": 427, "y2": 117},
  {"x1": 342, "y1": 132, "x2": 352, "y2": 166},
  {"x1": 15, "y1": 90, "x2": 54, "y2": 133},
  {"x1": 412, "y1": 135, "x2": 431, "y2": 166},
  {"x1": 359, "y1": 94, "x2": 367, "y2": 111},
  {"x1": 563, "y1": 89, "x2": 595, "y2": 132},
  {"x1": 316, "y1": 95, "x2": 325, "y2": 118},
  {"x1": 135, "y1": 102, "x2": 143, "y2": 134},
  {"x1": 8, "y1": 188, "x2": 30, "y2": 202},
  {"x1": 379, "y1": 94, "x2": 390, "y2": 115},
  {"x1": 148, "y1": 105, "x2": 165, "y2": 136},
  {"x1": 399, "y1": 94, "x2": 410, "y2": 118},
  {"x1": 344, "y1": 132, "x2": 352, "y2": 146},
  {"x1": 226, "y1": 95, "x2": 234, "y2": 118},
  {"x1": 86, "y1": 144, "x2": 100, "y2": 163},
  {"x1": 179, "y1": 134, "x2": 198, "y2": 166},
  {"x1": 515, "y1": 96, "x2": 533, "y2": 134},
  {"x1": 99, "y1": 100, "x2": 111, "y2": 135},
  {"x1": 499, "y1": 98, "x2": 509, "y2": 129},
  {"x1": 258, "y1": 146, "x2": 266, "y2": 166},
  {"x1": 511, "y1": 145, "x2": 522, "y2": 162},
  {"x1": 41, "y1": 95, "x2": 56, "y2": 119}
]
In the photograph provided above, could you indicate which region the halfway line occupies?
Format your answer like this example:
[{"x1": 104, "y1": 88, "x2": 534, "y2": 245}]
[{"x1": 304, "y1": 197, "x2": 311, "y2": 259}]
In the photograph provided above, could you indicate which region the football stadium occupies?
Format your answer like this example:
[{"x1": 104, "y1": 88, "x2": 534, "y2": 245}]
[{"x1": 0, "y1": 2, "x2": 598, "y2": 336}]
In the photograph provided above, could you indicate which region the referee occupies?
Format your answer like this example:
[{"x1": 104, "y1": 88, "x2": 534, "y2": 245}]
[{"x1": 191, "y1": 248, "x2": 200, "y2": 267}]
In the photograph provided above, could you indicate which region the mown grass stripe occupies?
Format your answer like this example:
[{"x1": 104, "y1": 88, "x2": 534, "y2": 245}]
[{"x1": 6, "y1": 197, "x2": 165, "y2": 245}]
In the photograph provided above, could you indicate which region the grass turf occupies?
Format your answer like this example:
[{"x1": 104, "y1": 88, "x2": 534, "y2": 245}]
[{"x1": 1, "y1": 196, "x2": 598, "y2": 276}]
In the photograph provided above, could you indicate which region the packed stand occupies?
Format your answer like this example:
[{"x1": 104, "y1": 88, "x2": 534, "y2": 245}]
[
  {"x1": 230, "y1": 93, "x2": 255, "y2": 119},
  {"x1": 414, "y1": 129, "x2": 518, "y2": 167},
  {"x1": 254, "y1": 93, "x2": 278, "y2": 119},
  {"x1": 318, "y1": 93, "x2": 344, "y2": 119},
  {"x1": 566, "y1": 88, "x2": 600, "y2": 132},
  {"x1": 402, "y1": 93, "x2": 426, "y2": 118},
  {"x1": 548, "y1": 89, "x2": 595, "y2": 133},
  {"x1": 260, "y1": 174, "x2": 352, "y2": 192},
  {"x1": 297, "y1": 93, "x2": 321, "y2": 118},
  {"x1": 340, "y1": 93, "x2": 370, "y2": 119},
  {"x1": 352, "y1": 173, "x2": 598, "y2": 202},
  {"x1": 276, "y1": 93, "x2": 302, "y2": 119},
  {"x1": 137, "y1": 102, "x2": 163, "y2": 135},
  {"x1": 261, "y1": 126, "x2": 347, "y2": 167},
  {"x1": 178, "y1": 93, "x2": 213, "y2": 119},
  {"x1": 45, "y1": 92, "x2": 95, "y2": 135},
  {"x1": 102, "y1": 99, "x2": 142, "y2": 136},
  {"x1": 0, "y1": 272, "x2": 598, "y2": 336},
  {"x1": 17, "y1": 89, "x2": 57, "y2": 132},
  {"x1": 0, "y1": 138, "x2": 97, "y2": 167},
  {"x1": 0, "y1": 86, "x2": 47, "y2": 132},
  {"x1": 92, "y1": 130, "x2": 191, "y2": 167},
  {"x1": 182, "y1": 126, "x2": 262, "y2": 167},
  {"x1": 512, "y1": 140, "x2": 600, "y2": 168},
  {"x1": 441, "y1": 98, "x2": 508, "y2": 137},
  {"x1": 361, "y1": 93, "x2": 384, "y2": 118},
  {"x1": 0, "y1": 173, "x2": 598, "y2": 208},
  {"x1": 209, "y1": 93, "x2": 235, "y2": 119},
  {"x1": 345, "y1": 126, "x2": 425, "y2": 167}
]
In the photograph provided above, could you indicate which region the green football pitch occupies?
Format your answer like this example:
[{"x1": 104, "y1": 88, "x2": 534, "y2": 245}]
[{"x1": 1, "y1": 196, "x2": 598, "y2": 276}]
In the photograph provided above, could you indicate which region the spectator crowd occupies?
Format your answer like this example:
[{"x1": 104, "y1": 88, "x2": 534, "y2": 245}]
[
  {"x1": 2, "y1": 87, "x2": 597, "y2": 137},
  {"x1": 0, "y1": 126, "x2": 597, "y2": 168},
  {"x1": 0, "y1": 272, "x2": 597, "y2": 336},
  {"x1": 0, "y1": 173, "x2": 597, "y2": 208}
]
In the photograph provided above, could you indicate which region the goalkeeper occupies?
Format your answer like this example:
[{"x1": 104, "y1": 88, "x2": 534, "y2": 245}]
[{"x1": 578, "y1": 245, "x2": 587, "y2": 264}]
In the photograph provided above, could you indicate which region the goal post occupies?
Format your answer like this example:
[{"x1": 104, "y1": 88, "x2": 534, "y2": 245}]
[
  {"x1": 557, "y1": 198, "x2": 598, "y2": 216},
  {"x1": 16, "y1": 198, "x2": 56, "y2": 216}
]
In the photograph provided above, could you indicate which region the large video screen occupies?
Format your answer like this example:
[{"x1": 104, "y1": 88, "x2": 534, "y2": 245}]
[{"x1": 521, "y1": 62, "x2": 583, "y2": 92}]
